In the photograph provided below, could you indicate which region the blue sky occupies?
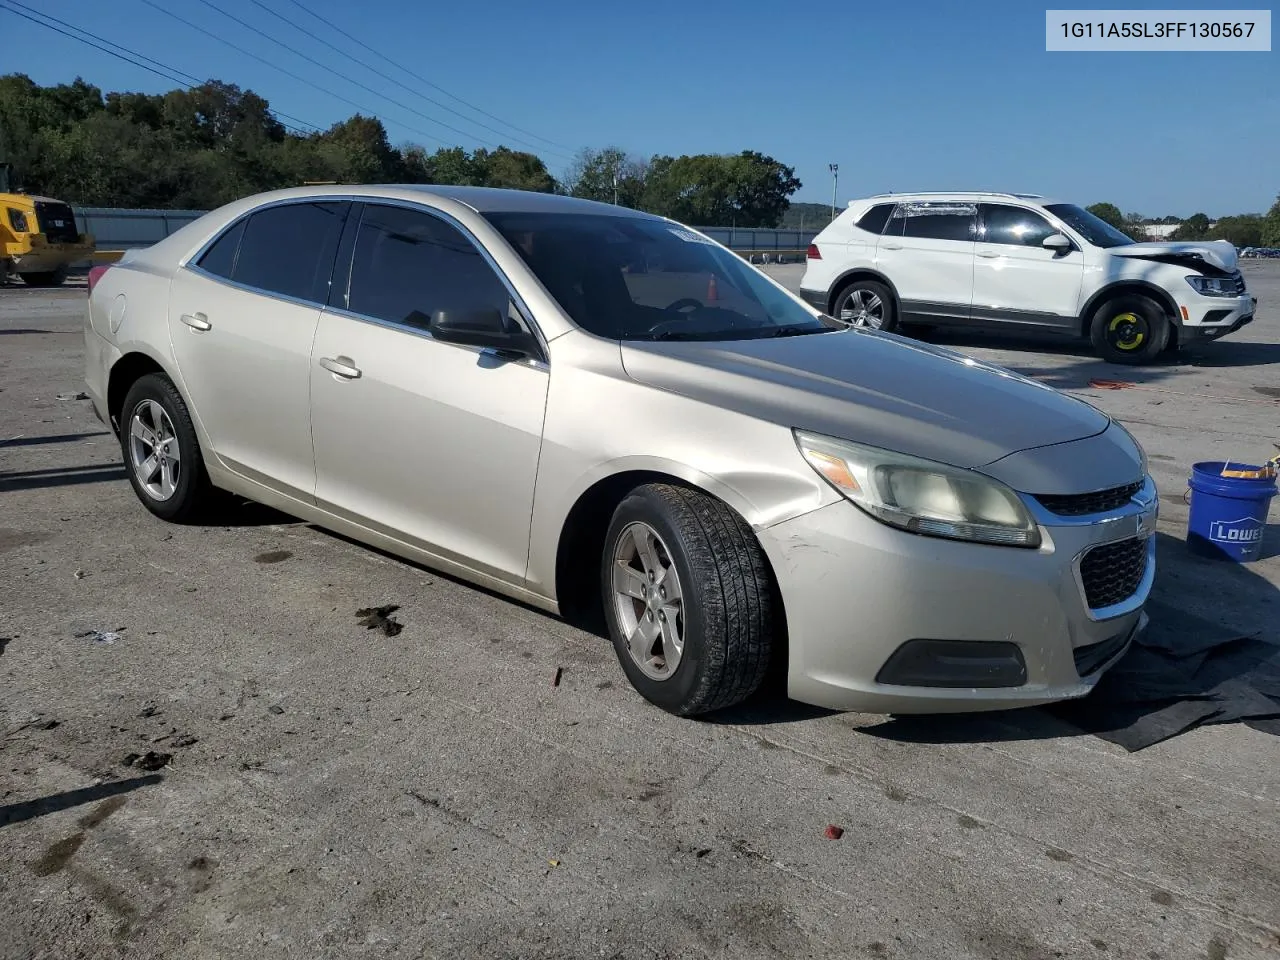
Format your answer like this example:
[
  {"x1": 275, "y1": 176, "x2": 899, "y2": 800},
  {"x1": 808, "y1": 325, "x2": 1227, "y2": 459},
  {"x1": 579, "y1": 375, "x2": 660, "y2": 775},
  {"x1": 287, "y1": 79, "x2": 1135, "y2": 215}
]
[{"x1": 7, "y1": 0, "x2": 1278, "y2": 215}]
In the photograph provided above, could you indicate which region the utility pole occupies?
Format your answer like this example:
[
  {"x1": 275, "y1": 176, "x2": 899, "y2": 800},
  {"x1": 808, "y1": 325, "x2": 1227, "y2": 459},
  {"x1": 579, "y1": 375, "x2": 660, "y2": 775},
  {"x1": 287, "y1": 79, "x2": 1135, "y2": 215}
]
[
  {"x1": 612, "y1": 157, "x2": 620, "y2": 206},
  {"x1": 829, "y1": 163, "x2": 839, "y2": 221}
]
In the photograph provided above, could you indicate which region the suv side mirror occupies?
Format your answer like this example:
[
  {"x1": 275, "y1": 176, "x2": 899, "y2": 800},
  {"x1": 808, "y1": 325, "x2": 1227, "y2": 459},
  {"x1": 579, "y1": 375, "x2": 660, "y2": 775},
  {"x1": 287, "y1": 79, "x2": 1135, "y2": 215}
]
[
  {"x1": 1042, "y1": 233, "x2": 1072, "y2": 253},
  {"x1": 431, "y1": 306, "x2": 539, "y2": 359}
]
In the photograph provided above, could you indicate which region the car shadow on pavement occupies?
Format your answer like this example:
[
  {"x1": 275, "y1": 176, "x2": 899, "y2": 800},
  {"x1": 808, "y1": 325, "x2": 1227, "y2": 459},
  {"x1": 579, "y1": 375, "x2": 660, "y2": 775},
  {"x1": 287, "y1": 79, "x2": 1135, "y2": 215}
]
[
  {"x1": 0, "y1": 463, "x2": 127, "y2": 491},
  {"x1": 0, "y1": 431, "x2": 111, "y2": 448},
  {"x1": 0, "y1": 774, "x2": 162, "y2": 828}
]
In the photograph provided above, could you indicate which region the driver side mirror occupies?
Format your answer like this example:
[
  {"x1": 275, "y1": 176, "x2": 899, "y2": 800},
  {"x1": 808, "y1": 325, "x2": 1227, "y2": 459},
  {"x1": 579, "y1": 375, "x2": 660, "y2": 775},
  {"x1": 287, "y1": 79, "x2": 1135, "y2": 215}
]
[
  {"x1": 431, "y1": 306, "x2": 539, "y2": 360},
  {"x1": 1042, "y1": 233, "x2": 1072, "y2": 253}
]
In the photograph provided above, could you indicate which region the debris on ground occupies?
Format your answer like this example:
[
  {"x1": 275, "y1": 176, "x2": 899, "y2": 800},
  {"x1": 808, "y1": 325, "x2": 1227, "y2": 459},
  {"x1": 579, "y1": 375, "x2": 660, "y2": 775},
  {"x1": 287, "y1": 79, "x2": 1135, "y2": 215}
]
[
  {"x1": 38, "y1": 719, "x2": 60, "y2": 730},
  {"x1": 695, "y1": 848, "x2": 712, "y2": 858},
  {"x1": 75, "y1": 629, "x2": 121, "y2": 645},
  {"x1": 1053, "y1": 600, "x2": 1280, "y2": 751},
  {"x1": 0, "y1": 637, "x2": 10, "y2": 656},
  {"x1": 824, "y1": 825, "x2": 845, "y2": 840},
  {"x1": 552, "y1": 667, "x2": 564, "y2": 687},
  {"x1": 123, "y1": 751, "x2": 172, "y2": 771},
  {"x1": 547, "y1": 858, "x2": 560, "y2": 868},
  {"x1": 55, "y1": 391, "x2": 90, "y2": 401},
  {"x1": 170, "y1": 734, "x2": 199, "y2": 748},
  {"x1": 268, "y1": 705, "x2": 285, "y2": 715},
  {"x1": 139, "y1": 703, "x2": 159, "y2": 718},
  {"x1": 73, "y1": 569, "x2": 86, "y2": 580},
  {"x1": 356, "y1": 604, "x2": 404, "y2": 637}
]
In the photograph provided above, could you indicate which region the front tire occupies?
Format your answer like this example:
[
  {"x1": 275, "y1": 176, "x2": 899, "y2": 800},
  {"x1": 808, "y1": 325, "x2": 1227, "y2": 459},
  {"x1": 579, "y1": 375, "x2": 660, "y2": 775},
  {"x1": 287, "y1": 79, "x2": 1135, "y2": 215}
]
[
  {"x1": 1089, "y1": 295, "x2": 1169, "y2": 364},
  {"x1": 119, "y1": 373, "x2": 215, "y2": 522},
  {"x1": 20, "y1": 268, "x2": 69, "y2": 287},
  {"x1": 601, "y1": 484, "x2": 776, "y2": 716},
  {"x1": 833, "y1": 279, "x2": 897, "y2": 332}
]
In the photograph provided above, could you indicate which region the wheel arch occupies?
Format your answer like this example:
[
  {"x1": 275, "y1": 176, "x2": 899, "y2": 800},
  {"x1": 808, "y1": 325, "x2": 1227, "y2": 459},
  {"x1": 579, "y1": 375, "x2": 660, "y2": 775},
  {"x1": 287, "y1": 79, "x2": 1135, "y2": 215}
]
[
  {"x1": 825, "y1": 267, "x2": 901, "y2": 315},
  {"x1": 1078, "y1": 281, "x2": 1179, "y2": 338},
  {"x1": 106, "y1": 349, "x2": 172, "y2": 435}
]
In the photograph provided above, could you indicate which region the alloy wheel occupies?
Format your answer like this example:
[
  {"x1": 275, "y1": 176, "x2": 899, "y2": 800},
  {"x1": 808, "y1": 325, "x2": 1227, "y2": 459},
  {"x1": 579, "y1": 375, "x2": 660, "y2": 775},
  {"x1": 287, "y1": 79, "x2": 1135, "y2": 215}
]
[
  {"x1": 838, "y1": 288, "x2": 885, "y2": 328},
  {"x1": 610, "y1": 521, "x2": 685, "y2": 680},
  {"x1": 128, "y1": 399, "x2": 181, "y2": 501}
]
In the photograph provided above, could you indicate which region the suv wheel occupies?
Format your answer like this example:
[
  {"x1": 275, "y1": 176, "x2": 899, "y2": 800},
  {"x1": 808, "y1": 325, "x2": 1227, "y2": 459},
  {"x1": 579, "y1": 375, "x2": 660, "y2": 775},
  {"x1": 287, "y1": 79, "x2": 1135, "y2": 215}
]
[
  {"x1": 1089, "y1": 295, "x2": 1170, "y2": 364},
  {"x1": 119, "y1": 373, "x2": 215, "y2": 522},
  {"x1": 600, "y1": 484, "x2": 775, "y2": 717},
  {"x1": 834, "y1": 280, "x2": 897, "y2": 332}
]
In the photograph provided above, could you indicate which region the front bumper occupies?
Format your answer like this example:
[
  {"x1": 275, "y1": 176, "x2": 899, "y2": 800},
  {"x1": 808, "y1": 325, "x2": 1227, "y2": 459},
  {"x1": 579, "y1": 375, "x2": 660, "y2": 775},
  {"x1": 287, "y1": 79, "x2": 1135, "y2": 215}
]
[
  {"x1": 760, "y1": 482, "x2": 1156, "y2": 714},
  {"x1": 1176, "y1": 291, "x2": 1256, "y2": 341}
]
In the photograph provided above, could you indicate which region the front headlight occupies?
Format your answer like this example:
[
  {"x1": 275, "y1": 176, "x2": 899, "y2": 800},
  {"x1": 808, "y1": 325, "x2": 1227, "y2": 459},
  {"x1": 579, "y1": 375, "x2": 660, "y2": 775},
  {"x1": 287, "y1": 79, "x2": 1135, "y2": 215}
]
[
  {"x1": 794, "y1": 431, "x2": 1041, "y2": 548},
  {"x1": 1185, "y1": 276, "x2": 1238, "y2": 297}
]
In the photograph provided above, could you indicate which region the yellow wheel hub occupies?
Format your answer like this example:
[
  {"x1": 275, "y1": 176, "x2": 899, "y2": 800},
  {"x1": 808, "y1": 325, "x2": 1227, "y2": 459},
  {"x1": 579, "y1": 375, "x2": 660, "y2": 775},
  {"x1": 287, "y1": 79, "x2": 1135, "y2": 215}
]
[{"x1": 1108, "y1": 312, "x2": 1145, "y2": 350}]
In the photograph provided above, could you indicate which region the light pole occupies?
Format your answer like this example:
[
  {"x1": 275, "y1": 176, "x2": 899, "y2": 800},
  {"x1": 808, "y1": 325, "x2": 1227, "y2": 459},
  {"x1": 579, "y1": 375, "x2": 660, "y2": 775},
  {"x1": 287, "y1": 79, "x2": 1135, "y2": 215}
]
[{"x1": 828, "y1": 163, "x2": 839, "y2": 221}]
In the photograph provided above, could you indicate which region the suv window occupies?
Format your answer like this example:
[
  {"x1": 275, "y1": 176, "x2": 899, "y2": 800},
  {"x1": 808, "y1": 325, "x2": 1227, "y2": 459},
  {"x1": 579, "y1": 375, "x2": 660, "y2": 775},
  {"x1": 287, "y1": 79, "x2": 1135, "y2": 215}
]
[
  {"x1": 854, "y1": 203, "x2": 894, "y2": 235},
  {"x1": 886, "y1": 202, "x2": 976, "y2": 241},
  {"x1": 980, "y1": 204, "x2": 1057, "y2": 247},
  {"x1": 196, "y1": 219, "x2": 246, "y2": 279},
  {"x1": 347, "y1": 204, "x2": 511, "y2": 333},
  {"x1": 232, "y1": 201, "x2": 348, "y2": 303}
]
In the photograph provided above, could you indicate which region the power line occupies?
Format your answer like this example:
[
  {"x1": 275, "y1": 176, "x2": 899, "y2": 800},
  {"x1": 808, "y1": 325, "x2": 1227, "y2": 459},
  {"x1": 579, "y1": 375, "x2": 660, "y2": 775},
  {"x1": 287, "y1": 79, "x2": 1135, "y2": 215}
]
[
  {"x1": 0, "y1": 0, "x2": 321, "y2": 136},
  {"x1": 283, "y1": 0, "x2": 574, "y2": 153},
  {"x1": 190, "y1": 0, "x2": 509, "y2": 150},
  {"x1": 138, "y1": 0, "x2": 459, "y2": 147},
  {"x1": 246, "y1": 0, "x2": 571, "y2": 160}
]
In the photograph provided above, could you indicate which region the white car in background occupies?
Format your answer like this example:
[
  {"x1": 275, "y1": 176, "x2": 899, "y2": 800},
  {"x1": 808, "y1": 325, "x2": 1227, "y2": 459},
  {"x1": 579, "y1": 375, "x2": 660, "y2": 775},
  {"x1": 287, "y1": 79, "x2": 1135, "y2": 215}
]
[{"x1": 799, "y1": 192, "x2": 1258, "y2": 363}]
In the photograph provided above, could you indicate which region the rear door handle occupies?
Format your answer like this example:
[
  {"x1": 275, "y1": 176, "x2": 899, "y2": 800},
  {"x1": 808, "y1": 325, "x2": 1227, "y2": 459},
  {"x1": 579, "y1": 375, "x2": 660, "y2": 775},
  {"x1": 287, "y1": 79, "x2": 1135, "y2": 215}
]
[
  {"x1": 181, "y1": 312, "x2": 211, "y2": 331},
  {"x1": 319, "y1": 356, "x2": 361, "y2": 380},
  {"x1": 977, "y1": 250, "x2": 1001, "y2": 258},
  {"x1": 881, "y1": 242, "x2": 903, "y2": 250}
]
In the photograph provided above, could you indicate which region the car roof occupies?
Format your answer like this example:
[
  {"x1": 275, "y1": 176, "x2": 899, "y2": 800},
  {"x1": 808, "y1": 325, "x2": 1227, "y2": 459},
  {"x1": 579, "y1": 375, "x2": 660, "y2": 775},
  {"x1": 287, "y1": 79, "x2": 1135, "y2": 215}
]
[
  {"x1": 852, "y1": 192, "x2": 1062, "y2": 206},
  {"x1": 222, "y1": 183, "x2": 663, "y2": 220}
]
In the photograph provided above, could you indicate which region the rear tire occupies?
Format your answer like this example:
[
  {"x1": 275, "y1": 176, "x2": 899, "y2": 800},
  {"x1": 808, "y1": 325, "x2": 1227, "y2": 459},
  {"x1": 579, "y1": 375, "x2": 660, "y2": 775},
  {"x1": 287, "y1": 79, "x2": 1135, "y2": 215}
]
[
  {"x1": 833, "y1": 279, "x2": 897, "y2": 332},
  {"x1": 119, "y1": 373, "x2": 215, "y2": 523},
  {"x1": 20, "y1": 268, "x2": 68, "y2": 287},
  {"x1": 1089, "y1": 295, "x2": 1169, "y2": 364},
  {"x1": 600, "y1": 484, "x2": 776, "y2": 716}
]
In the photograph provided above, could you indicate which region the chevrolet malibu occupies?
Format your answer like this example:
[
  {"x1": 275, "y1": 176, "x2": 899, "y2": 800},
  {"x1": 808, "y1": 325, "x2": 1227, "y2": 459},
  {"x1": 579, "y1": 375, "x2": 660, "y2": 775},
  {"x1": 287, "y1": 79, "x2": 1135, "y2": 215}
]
[{"x1": 84, "y1": 186, "x2": 1157, "y2": 717}]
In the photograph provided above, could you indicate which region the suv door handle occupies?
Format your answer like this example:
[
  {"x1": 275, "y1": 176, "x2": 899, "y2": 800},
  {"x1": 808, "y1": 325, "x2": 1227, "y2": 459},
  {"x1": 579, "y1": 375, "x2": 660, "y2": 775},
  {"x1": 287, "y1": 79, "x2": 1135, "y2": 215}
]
[
  {"x1": 319, "y1": 356, "x2": 361, "y2": 380},
  {"x1": 977, "y1": 250, "x2": 1001, "y2": 258},
  {"x1": 181, "y1": 312, "x2": 211, "y2": 331},
  {"x1": 881, "y1": 242, "x2": 903, "y2": 250}
]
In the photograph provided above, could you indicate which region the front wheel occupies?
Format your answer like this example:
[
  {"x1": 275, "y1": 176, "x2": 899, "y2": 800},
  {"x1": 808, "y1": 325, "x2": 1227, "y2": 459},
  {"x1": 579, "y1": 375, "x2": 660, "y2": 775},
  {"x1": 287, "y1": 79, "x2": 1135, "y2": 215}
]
[
  {"x1": 601, "y1": 484, "x2": 776, "y2": 716},
  {"x1": 20, "y1": 268, "x2": 69, "y2": 287},
  {"x1": 1089, "y1": 295, "x2": 1170, "y2": 364},
  {"x1": 833, "y1": 279, "x2": 897, "y2": 332}
]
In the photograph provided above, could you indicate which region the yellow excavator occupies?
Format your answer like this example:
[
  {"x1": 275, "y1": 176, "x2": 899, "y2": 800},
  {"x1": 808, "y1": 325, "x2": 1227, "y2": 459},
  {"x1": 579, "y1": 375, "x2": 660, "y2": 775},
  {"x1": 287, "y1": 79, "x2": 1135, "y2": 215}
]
[{"x1": 1, "y1": 163, "x2": 95, "y2": 286}]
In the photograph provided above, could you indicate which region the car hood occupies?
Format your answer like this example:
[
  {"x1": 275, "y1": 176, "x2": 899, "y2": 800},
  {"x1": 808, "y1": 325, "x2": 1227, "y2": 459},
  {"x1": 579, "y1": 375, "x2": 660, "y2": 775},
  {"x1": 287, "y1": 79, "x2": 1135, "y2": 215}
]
[
  {"x1": 619, "y1": 328, "x2": 1111, "y2": 471},
  {"x1": 1110, "y1": 239, "x2": 1238, "y2": 272}
]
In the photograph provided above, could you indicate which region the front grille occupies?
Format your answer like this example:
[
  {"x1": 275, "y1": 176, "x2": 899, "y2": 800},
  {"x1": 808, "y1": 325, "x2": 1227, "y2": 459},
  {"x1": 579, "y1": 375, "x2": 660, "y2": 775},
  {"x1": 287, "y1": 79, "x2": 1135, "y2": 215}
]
[
  {"x1": 1080, "y1": 537, "x2": 1148, "y2": 610},
  {"x1": 1073, "y1": 631, "x2": 1130, "y2": 676},
  {"x1": 1035, "y1": 480, "x2": 1142, "y2": 517},
  {"x1": 34, "y1": 201, "x2": 79, "y2": 243}
]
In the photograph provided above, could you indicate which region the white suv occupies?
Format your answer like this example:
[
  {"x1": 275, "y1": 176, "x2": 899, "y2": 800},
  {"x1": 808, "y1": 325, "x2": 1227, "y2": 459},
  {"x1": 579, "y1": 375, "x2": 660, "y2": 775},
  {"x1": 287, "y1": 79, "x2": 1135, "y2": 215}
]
[{"x1": 799, "y1": 192, "x2": 1257, "y2": 363}]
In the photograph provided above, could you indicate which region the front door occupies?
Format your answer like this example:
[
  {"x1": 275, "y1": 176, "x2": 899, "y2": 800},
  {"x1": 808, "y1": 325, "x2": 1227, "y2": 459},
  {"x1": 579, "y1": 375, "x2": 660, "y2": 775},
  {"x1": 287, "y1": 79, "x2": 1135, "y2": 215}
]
[
  {"x1": 167, "y1": 200, "x2": 349, "y2": 498},
  {"x1": 309, "y1": 202, "x2": 549, "y2": 584},
  {"x1": 972, "y1": 203, "x2": 1085, "y2": 329}
]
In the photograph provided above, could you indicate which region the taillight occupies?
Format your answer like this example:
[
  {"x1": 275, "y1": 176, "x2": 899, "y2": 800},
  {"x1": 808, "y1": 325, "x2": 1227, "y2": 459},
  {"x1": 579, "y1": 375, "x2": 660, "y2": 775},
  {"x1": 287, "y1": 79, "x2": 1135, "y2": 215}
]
[
  {"x1": 88, "y1": 265, "x2": 111, "y2": 294},
  {"x1": 806, "y1": 244, "x2": 821, "y2": 260}
]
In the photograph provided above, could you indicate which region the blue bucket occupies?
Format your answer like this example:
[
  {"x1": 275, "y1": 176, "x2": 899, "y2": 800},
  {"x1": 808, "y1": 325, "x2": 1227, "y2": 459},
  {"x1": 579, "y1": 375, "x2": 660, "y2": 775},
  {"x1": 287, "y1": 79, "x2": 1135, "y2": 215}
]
[{"x1": 1187, "y1": 461, "x2": 1277, "y2": 562}]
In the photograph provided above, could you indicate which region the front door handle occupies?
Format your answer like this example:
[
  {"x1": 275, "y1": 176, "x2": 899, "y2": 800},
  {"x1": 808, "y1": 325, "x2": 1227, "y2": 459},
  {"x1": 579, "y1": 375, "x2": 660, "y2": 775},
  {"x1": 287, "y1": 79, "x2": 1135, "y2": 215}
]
[
  {"x1": 977, "y1": 250, "x2": 1001, "y2": 259},
  {"x1": 881, "y1": 242, "x2": 903, "y2": 250},
  {"x1": 181, "y1": 312, "x2": 211, "y2": 331},
  {"x1": 319, "y1": 356, "x2": 362, "y2": 380}
]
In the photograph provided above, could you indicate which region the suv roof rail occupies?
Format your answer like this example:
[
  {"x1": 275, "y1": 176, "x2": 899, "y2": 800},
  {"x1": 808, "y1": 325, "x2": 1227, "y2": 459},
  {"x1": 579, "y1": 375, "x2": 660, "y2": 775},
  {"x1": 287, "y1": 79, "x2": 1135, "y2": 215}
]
[{"x1": 861, "y1": 191, "x2": 1046, "y2": 200}]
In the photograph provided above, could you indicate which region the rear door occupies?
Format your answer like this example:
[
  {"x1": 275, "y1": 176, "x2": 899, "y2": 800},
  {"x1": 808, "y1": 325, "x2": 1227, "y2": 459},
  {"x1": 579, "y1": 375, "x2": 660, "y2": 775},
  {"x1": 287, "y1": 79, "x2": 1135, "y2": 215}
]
[
  {"x1": 972, "y1": 203, "x2": 1084, "y2": 329},
  {"x1": 168, "y1": 200, "x2": 349, "y2": 499},
  {"x1": 875, "y1": 201, "x2": 976, "y2": 323}
]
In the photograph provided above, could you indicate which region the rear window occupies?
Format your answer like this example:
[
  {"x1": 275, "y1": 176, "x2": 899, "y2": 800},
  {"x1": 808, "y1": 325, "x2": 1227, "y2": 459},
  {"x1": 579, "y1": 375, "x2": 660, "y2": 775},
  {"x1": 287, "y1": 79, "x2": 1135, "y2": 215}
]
[
  {"x1": 854, "y1": 203, "x2": 894, "y2": 235},
  {"x1": 886, "y1": 202, "x2": 976, "y2": 242},
  {"x1": 231, "y1": 201, "x2": 349, "y2": 303},
  {"x1": 196, "y1": 219, "x2": 246, "y2": 280}
]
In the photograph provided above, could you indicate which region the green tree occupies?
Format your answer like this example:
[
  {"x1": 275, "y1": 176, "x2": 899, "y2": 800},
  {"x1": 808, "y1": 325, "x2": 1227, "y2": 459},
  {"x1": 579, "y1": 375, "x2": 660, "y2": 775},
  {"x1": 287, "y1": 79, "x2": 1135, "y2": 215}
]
[
  {"x1": 474, "y1": 147, "x2": 557, "y2": 193},
  {"x1": 1261, "y1": 196, "x2": 1280, "y2": 247},
  {"x1": 565, "y1": 146, "x2": 648, "y2": 207},
  {"x1": 641, "y1": 151, "x2": 801, "y2": 227},
  {"x1": 1086, "y1": 202, "x2": 1126, "y2": 232},
  {"x1": 1210, "y1": 214, "x2": 1265, "y2": 248},
  {"x1": 1171, "y1": 213, "x2": 1212, "y2": 241}
]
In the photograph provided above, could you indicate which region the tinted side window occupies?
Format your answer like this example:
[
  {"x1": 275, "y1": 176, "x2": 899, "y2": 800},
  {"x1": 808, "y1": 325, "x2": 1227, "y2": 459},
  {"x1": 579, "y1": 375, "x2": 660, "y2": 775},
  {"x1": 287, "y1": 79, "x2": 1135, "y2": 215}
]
[
  {"x1": 232, "y1": 201, "x2": 348, "y2": 303},
  {"x1": 854, "y1": 203, "x2": 894, "y2": 235},
  {"x1": 980, "y1": 204, "x2": 1056, "y2": 247},
  {"x1": 887, "y1": 202, "x2": 976, "y2": 241},
  {"x1": 196, "y1": 219, "x2": 245, "y2": 279},
  {"x1": 347, "y1": 204, "x2": 510, "y2": 333}
]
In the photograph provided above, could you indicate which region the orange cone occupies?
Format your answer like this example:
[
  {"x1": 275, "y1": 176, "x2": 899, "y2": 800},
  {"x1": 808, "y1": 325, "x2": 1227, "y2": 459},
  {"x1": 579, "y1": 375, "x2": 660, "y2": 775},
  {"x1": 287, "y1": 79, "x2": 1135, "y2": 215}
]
[{"x1": 707, "y1": 274, "x2": 718, "y2": 302}]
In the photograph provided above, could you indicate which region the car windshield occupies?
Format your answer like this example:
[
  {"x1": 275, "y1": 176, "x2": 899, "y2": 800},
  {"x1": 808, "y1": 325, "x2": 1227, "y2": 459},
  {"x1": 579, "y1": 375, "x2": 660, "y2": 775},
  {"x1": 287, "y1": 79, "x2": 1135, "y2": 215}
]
[
  {"x1": 1043, "y1": 203, "x2": 1136, "y2": 249},
  {"x1": 482, "y1": 211, "x2": 835, "y2": 341}
]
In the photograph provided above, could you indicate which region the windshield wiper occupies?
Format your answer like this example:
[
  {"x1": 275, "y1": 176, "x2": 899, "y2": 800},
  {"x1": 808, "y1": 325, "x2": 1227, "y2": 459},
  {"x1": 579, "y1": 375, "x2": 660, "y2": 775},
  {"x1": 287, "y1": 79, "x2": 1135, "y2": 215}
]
[
  {"x1": 769, "y1": 324, "x2": 825, "y2": 338},
  {"x1": 644, "y1": 330, "x2": 702, "y2": 341}
]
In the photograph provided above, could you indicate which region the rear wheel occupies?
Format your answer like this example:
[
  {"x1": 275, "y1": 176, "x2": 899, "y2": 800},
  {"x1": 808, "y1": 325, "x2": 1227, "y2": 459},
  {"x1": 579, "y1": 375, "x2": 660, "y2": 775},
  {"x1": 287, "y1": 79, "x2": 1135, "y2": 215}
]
[
  {"x1": 119, "y1": 373, "x2": 215, "y2": 522},
  {"x1": 20, "y1": 268, "x2": 68, "y2": 287},
  {"x1": 600, "y1": 484, "x2": 775, "y2": 716},
  {"x1": 833, "y1": 279, "x2": 897, "y2": 332},
  {"x1": 1089, "y1": 295, "x2": 1169, "y2": 364}
]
